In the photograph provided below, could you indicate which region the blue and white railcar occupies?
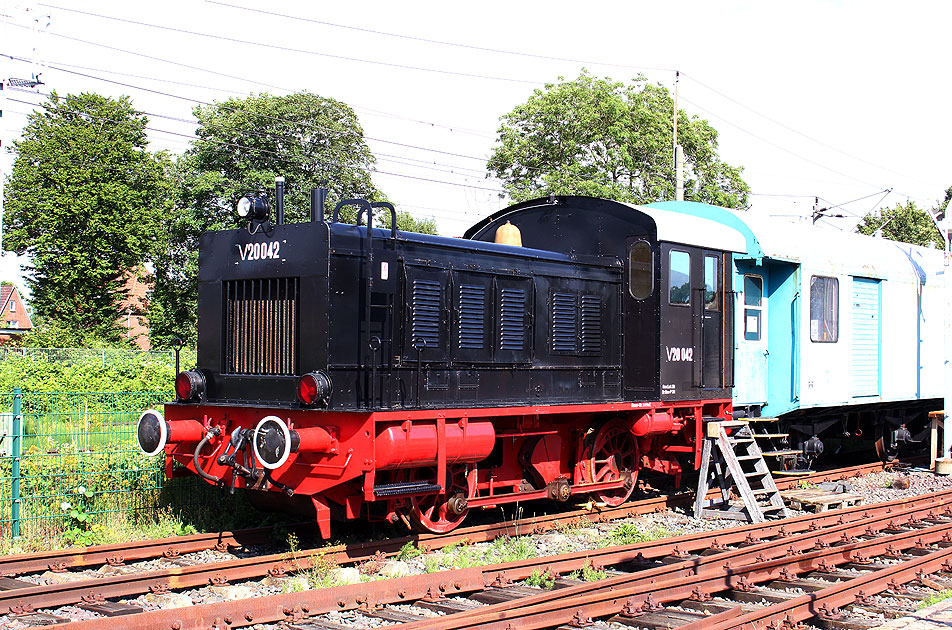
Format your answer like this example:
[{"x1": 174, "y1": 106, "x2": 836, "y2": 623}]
[{"x1": 649, "y1": 201, "x2": 943, "y2": 459}]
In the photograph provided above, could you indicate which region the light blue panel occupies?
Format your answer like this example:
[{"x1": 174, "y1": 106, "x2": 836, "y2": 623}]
[
  {"x1": 852, "y1": 277, "x2": 881, "y2": 397},
  {"x1": 733, "y1": 260, "x2": 768, "y2": 408},
  {"x1": 765, "y1": 261, "x2": 800, "y2": 416},
  {"x1": 648, "y1": 201, "x2": 765, "y2": 260}
]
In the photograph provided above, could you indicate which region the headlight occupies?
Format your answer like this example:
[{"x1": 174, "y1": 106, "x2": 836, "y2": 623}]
[{"x1": 236, "y1": 194, "x2": 270, "y2": 221}]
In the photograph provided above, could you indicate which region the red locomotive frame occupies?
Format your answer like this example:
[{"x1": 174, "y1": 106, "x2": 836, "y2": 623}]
[{"x1": 154, "y1": 397, "x2": 731, "y2": 537}]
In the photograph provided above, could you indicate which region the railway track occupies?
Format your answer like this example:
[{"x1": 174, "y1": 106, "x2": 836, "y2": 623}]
[
  {"x1": 0, "y1": 459, "x2": 898, "y2": 576},
  {"x1": 0, "y1": 460, "x2": 919, "y2": 628}
]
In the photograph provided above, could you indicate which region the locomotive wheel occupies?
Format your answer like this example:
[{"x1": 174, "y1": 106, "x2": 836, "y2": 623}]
[
  {"x1": 402, "y1": 466, "x2": 471, "y2": 534},
  {"x1": 583, "y1": 419, "x2": 639, "y2": 507}
]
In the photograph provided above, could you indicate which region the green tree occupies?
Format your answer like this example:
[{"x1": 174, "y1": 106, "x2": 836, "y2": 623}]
[
  {"x1": 940, "y1": 186, "x2": 952, "y2": 218},
  {"x1": 856, "y1": 200, "x2": 944, "y2": 249},
  {"x1": 148, "y1": 91, "x2": 436, "y2": 348},
  {"x1": 3, "y1": 92, "x2": 169, "y2": 342},
  {"x1": 487, "y1": 70, "x2": 750, "y2": 208}
]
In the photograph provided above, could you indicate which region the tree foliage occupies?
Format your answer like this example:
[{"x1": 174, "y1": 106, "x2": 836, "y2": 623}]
[
  {"x1": 856, "y1": 200, "x2": 945, "y2": 249},
  {"x1": 487, "y1": 71, "x2": 750, "y2": 208},
  {"x1": 3, "y1": 92, "x2": 169, "y2": 341},
  {"x1": 147, "y1": 92, "x2": 436, "y2": 348}
]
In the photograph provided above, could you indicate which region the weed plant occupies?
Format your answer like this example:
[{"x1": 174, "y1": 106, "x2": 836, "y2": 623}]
[{"x1": 919, "y1": 589, "x2": 952, "y2": 610}]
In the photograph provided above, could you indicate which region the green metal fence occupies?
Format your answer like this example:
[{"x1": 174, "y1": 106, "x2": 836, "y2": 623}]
[{"x1": 0, "y1": 389, "x2": 175, "y2": 539}]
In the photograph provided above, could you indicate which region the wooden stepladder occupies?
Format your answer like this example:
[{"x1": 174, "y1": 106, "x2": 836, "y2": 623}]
[{"x1": 694, "y1": 419, "x2": 790, "y2": 523}]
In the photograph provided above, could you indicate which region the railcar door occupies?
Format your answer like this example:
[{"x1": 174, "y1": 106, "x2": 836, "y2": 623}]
[
  {"x1": 733, "y1": 263, "x2": 769, "y2": 410},
  {"x1": 851, "y1": 276, "x2": 882, "y2": 398},
  {"x1": 699, "y1": 251, "x2": 726, "y2": 388}
]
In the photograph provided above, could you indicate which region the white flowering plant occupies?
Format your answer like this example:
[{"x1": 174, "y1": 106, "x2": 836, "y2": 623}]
[{"x1": 62, "y1": 485, "x2": 97, "y2": 546}]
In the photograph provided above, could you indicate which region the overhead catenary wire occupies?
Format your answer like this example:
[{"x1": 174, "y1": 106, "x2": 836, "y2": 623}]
[
  {"x1": 6, "y1": 54, "x2": 617, "y2": 194},
  {"x1": 5, "y1": 16, "x2": 908, "y2": 202},
  {"x1": 4, "y1": 8, "x2": 924, "y2": 217},
  {"x1": 5, "y1": 95, "x2": 508, "y2": 203},
  {"x1": 2, "y1": 54, "x2": 500, "y2": 192},
  {"x1": 27, "y1": 5, "x2": 914, "y2": 187},
  {"x1": 76, "y1": 0, "x2": 925, "y2": 194},
  {"x1": 680, "y1": 72, "x2": 917, "y2": 184},
  {"x1": 3, "y1": 84, "x2": 504, "y2": 226},
  {"x1": 203, "y1": 0, "x2": 679, "y2": 74},
  {"x1": 2, "y1": 52, "x2": 494, "y2": 165},
  {"x1": 677, "y1": 94, "x2": 884, "y2": 191},
  {"x1": 32, "y1": 6, "x2": 543, "y2": 86}
]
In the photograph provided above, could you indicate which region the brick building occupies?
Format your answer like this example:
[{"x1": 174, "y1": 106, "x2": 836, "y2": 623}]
[
  {"x1": 118, "y1": 268, "x2": 150, "y2": 350},
  {"x1": 0, "y1": 284, "x2": 33, "y2": 342}
]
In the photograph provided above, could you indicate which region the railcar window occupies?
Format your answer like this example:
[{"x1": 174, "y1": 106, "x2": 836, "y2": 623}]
[
  {"x1": 628, "y1": 241, "x2": 653, "y2": 299},
  {"x1": 704, "y1": 256, "x2": 718, "y2": 310},
  {"x1": 744, "y1": 275, "x2": 762, "y2": 341},
  {"x1": 668, "y1": 250, "x2": 691, "y2": 305},
  {"x1": 810, "y1": 276, "x2": 839, "y2": 342}
]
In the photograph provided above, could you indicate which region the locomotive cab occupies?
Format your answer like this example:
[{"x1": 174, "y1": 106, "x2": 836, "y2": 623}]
[{"x1": 465, "y1": 196, "x2": 744, "y2": 403}]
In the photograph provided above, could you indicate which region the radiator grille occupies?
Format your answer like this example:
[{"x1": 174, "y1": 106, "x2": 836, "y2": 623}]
[
  {"x1": 499, "y1": 288, "x2": 526, "y2": 351},
  {"x1": 457, "y1": 284, "x2": 486, "y2": 350},
  {"x1": 411, "y1": 279, "x2": 442, "y2": 350},
  {"x1": 551, "y1": 292, "x2": 578, "y2": 353},
  {"x1": 580, "y1": 295, "x2": 602, "y2": 354},
  {"x1": 224, "y1": 278, "x2": 298, "y2": 375}
]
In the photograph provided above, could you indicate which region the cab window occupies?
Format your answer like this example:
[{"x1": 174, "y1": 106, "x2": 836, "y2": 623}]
[
  {"x1": 704, "y1": 255, "x2": 719, "y2": 310},
  {"x1": 668, "y1": 250, "x2": 691, "y2": 305},
  {"x1": 628, "y1": 241, "x2": 653, "y2": 299}
]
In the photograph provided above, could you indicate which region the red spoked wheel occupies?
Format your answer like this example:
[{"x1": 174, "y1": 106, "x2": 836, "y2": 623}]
[
  {"x1": 402, "y1": 466, "x2": 472, "y2": 534},
  {"x1": 583, "y1": 419, "x2": 639, "y2": 507}
]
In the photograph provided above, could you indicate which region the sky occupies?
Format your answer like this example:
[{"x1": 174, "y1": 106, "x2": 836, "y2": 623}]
[{"x1": 0, "y1": 1, "x2": 950, "y2": 297}]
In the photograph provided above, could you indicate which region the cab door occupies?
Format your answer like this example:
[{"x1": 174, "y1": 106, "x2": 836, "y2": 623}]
[
  {"x1": 658, "y1": 243, "x2": 707, "y2": 399},
  {"x1": 699, "y1": 252, "x2": 726, "y2": 388}
]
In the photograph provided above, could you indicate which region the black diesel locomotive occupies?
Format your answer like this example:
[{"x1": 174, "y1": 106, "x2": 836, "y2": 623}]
[{"x1": 138, "y1": 189, "x2": 744, "y2": 537}]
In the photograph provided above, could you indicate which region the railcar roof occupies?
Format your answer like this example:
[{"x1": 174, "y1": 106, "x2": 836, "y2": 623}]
[
  {"x1": 636, "y1": 204, "x2": 747, "y2": 253},
  {"x1": 650, "y1": 200, "x2": 943, "y2": 281},
  {"x1": 463, "y1": 196, "x2": 747, "y2": 256}
]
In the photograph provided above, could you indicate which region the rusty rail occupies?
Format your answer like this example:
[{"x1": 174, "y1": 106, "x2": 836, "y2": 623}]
[{"x1": 27, "y1": 480, "x2": 951, "y2": 629}]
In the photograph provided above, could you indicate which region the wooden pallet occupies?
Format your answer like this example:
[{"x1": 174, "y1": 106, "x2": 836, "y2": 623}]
[{"x1": 780, "y1": 489, "x2": 865, "y2": 512}]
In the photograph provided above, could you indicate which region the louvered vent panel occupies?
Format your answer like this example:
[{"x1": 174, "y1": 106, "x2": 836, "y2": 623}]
[
  {"x1": 580, "y1": 295, "x2": 602, "y2": 354},
  {"x1": 224, "y1": 278, "x2": 298, "y2": 375},
  {"x1": 411, "y1": 280, "x2": 442, "y2": 350},
  {"x1": 499, "y1": 288, "x2": 526, "y2": 351},
  {"x1": 458, "y1": 284, "x2": 485, "y2": 350},
  {"x1": 551, "y1": 292, "x2": 578, "y2": 353}
]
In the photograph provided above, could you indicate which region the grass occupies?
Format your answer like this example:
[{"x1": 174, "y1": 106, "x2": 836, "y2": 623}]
[
  {"x1": 524, "y1": 568, "x2": 557, "y2": 589},
  {"x1": 0, "y1": 506, "x2": 199, "y2": 555},
  {"x1": 282, "y1": 531, "x2": 345, "y2": 589},
  {"x1": 919, "y1": 589, "x2": 952, "y2": 610},
  {"x1": 609, "y1": 521, "x2": 672, "y2": 546},
  {"x1": 396, "y1": 540, "x2": 425, "y2": 561},
  {"x1": 423, "y1": 535, "x2": 537, "y2": 572},
  {"x1": 569, "y1": 562, "x2": 608, "y2": 582}
]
